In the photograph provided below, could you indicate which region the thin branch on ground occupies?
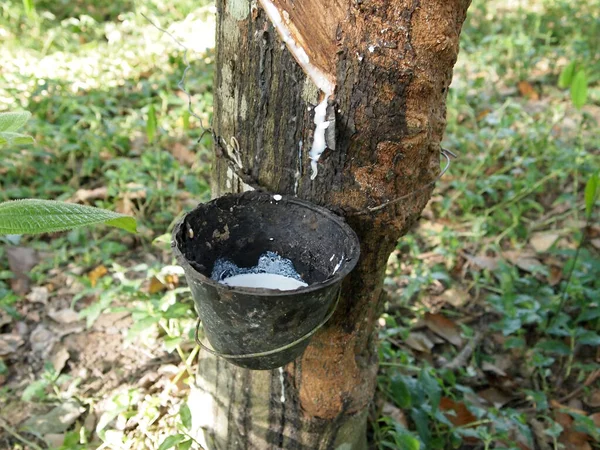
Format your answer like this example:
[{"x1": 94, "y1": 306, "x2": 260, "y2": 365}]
[{"x1": 0, "y1": 418, "x2": 44, "y2": 450}]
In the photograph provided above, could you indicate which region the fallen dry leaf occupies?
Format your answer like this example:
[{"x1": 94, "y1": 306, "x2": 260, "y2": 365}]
[
  {"x1": 584, "y1": 391, "x2": 600, "y2": 408},
  {"x1": 382, "y1": 402, "x2": 408, "y2": 428},
  {"x1": 148, "y1": 276, "x2": 167, "y2": 294},
  {"x1": 0, "y1": 312, "x2": 11, "y2": 328},
  {"x1": 548, "y1": 265, "x2": 562, "y2": 286},
  {"x1": 170, "y1": 142, "x2": 196, "y2": 165},
  {"x1": 591, "y1": 239, "x2": 600, "y2": 251},
  {"x1": 43, "y1": 434, "x2": 66, "y2": 448},
  {"x1": 478, "y1": 387, "x2": 511, "y2": 408},
  {"x1": 7, "y1": 246, "x2": 39, "y2": 295},
  {"x1": 567, "y1": 398, "x2": 584, "y2": 411},
  {"x1": 590, "y1": 413, "x2": 600, "y2": 428},
  {"x1": 0, "y1": 334, "x2": 24, "y2": 356},
  {"x1": 464, "y1": 253, "x2": 499, "y2": 271},
  {"x1": 50, "y1": 347, "x2": 70, "y2": 373},
  {"x1": 27, "y1": 286, "x2": 49, "y2": 305},
  {"x1": 124, "y1": 183, "x2": 147, "y2": 200},
  {"x1": 115, "y1": 196, "x2": 134, "y2": 216},
  {"x1": 550, "y1": 400, "x2": 593, "y2": 450},
  {"x1": 482, "y1": 361, "x2": 508, "y2": 377},
  {"x1": 439, "y1": 287, "x2": 470, "y2": 308},
  {"x1": 48, "y1": 308, "x2": 81, "y2": 324},
  {"x1": 476, "y1": 108, "x2": 492, "y2": 121},
  {"x1": 550, "y1": 399, "x2": 587, "y2": 416},
  {"x1": 405, "y1": 332, "x2": 435, "y2": 353},
  {"x1": 22, "y1": 400, "x2": 85, "y2": 435},
  {"x1": 529, "y1": 418, "x2": 553, "y2": 450},
  {"x1": 88, "y1": 265, "x2": 108, "y2": 288},
  {"x1": 7, "y1": 246, "x2": 39, "y2": 275},
  {"x1": 517, "y1": 80, "x2": 540, "y2": 100},
  {"x1": 424, "y1": 312, "x2": 463, "y2": 347},
  {"x1": 71, "y1": 186, "x2": 108, "y2": 203},
  {"x1": 559, "y1": 431, "x2": 591, "y2": 450},
  {"x1": 440, "y1": 397, "x2": 477, "y2": 427},
  {"x1": 530, "y1": 232, "x2": 559, "y2": 253},
  {"x1": 503, "y1": 250, "x2": 543, "y2": 273},
  {"x1": 83, "y1": 412, "x2": 98, "y2": 435},
  {"x1": 30, "y1": 324, "x2": 57, "y2": 356}
]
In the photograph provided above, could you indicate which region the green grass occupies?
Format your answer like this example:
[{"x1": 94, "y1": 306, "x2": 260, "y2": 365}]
[{"x1": 0, "y1": 0, "x2": 599, "y2": 449}]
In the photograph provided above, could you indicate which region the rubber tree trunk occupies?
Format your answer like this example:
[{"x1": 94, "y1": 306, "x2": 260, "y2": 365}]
[{"x1": 188, "y1": 1, "x2": 471, "y2": 448}]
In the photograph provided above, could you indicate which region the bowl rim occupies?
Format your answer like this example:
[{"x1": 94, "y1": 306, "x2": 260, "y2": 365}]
[{"x1": 171, "y1": 191, "x2": 361, "y2": 297}]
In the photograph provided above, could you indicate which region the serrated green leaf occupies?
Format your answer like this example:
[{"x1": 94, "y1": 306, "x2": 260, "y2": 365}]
[
  {"x1": 0, "y1": 111, "x2": 31, "y2": 132},
  {"x1": 570, "y1": 70, "x2": 588, "y2": 108},
  {"x1": 179, "y1": 403, "x2": 192, "y2": 430},
  {"x1": 147, "y1": 105, "x2": 157, "y2": 143},
  {"x1": 584, "y1": 173, "x2": 598, "y2": 219},
  {"x1": 158, "y1": 434, "x2": 186, "y2": 450},
  {"x1": 558, "y1": 61, "x2": 576, "y2": 89},
  {"x1": 0, "y1": 200, "x2": 137, "y2": 235}
]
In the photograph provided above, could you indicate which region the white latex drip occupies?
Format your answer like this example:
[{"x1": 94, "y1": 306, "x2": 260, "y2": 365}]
[
  {"x1": 309, "y1": 96, "x2": 330, "y2": 180},
  {"x1": 258, "y1": 0, "x2": 335, "y2": 180},
  {"x1": 279, "y1": 367, "x2": 286, "y2": 403}
]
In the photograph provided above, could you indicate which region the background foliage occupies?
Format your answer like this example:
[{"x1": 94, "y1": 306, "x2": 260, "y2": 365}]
[{"x1": 0, "y1": 0, "x2": 598, "y2": 449}]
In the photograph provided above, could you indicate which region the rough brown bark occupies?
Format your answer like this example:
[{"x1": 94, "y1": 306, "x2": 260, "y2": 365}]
[{"x1": 189, "y1": 0, "x2": 471, "y2": 448}]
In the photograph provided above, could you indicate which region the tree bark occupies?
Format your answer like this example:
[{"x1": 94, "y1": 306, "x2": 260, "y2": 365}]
[{"x1": 189, "y1": 0, "x2": 470, "y2": 448}]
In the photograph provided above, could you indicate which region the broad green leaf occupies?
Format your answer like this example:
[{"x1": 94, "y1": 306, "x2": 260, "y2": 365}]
[
  {"x1": 584, "y1": 173, "x2": 598, "y2": 219},
  {"x1": 158, "y1": 434, "x2": 186, "y2": 450},
  {"x1": 164, "y1": 336, "x2": 183, "y2": 353},
  {"x1": 22, "y1": 0, "x2": 36, "y2": 19},
  {"x1": 127, "y1": 315, "x2": 160, "y2": 338},
  {"x1": 420, "y1": 369, "x2": 441, "y2": 413},
  {"x1": 177, "y1": 440, "x2": 193, "y2": 450},
  {"x1": 535, "y1": 339, "x2": 571, "y2": 355},
  {"x1": 0, "y1": 111, "x2": 31, "y2": 132},
  {"x1": 0, "y1": 200, "x2": 137, "y2": 235},
  {"x1": 390, "y1": 377, "x2": 412, "y2": 409},
  {"x1": 182, "y1": 109, "x2": 190, "y2": 130},
  {"x1": 395, "y1": 433, "x2": 420, "y2": 450},
  {"x1": 63, "y1": 430, "x2": 81, "y2": 447},
  {"x1": 558, "y1": 61, "x2": 576, "y2": 89},
  {"x1": 22, "y1": 379, "x2": 49, "y2": 402},
  {"x1": 410, "y1": 408, "x2": 431, "y2": 448},
  {"x1": 570, "y1": 70, "x2": 588, "y2": 108},
  {"x1": 179, "y1": 403, "x2": 192, "y2": 430},
  {"x1": 147, "y1": 105, "x2": 157, "y2": 143},
  {"x1": 576, "y1": 330, "x2": 600, "y2": 346},
  {"x1": 0, "y1": 131, "x2": 35, "y2": 146}
]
